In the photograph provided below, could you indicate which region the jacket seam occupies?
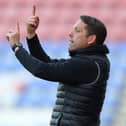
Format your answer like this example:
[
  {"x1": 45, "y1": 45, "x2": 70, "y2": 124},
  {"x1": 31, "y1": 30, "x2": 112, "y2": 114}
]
[{"x1": 84, "y1": 61, "x2": 100, "y2": 86}]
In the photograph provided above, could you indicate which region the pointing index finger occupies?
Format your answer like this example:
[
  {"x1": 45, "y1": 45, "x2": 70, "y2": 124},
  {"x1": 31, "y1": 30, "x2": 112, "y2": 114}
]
[
  {"x1": 32, "y1": 5, "x2": 36, "y2": 16},
  {"x1": 17, "y1": 21, "x2": 20, "y2": 33}
]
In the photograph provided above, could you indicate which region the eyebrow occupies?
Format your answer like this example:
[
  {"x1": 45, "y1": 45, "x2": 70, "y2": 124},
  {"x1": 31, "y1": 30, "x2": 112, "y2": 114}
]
[
  {"x1": 74, "y1": 26, "x2": 84, "y2": 32},
  {"x1": 74, "y1": 26, "x2": 80, "y2": 30}
]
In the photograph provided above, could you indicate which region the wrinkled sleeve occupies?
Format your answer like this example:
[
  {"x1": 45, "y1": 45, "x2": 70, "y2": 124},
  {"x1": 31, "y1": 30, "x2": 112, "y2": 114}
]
[
  {"x1": 27, "y1": 34, "x2": 51, "y2": 62},
  {"x1": 15, "y1": 48, "x2": 98, "y2": 84}
]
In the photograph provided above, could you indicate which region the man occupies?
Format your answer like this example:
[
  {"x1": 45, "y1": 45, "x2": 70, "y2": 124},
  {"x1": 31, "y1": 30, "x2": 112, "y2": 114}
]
[{"x1": 6, "y1": 6, "x2": 110, "y2": 126}]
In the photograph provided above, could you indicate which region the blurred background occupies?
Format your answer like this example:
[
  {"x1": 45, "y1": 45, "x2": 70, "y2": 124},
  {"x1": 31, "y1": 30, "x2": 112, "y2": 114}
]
[{"x1": 0, "y1": 0, "x2": 126, "y2": 126}]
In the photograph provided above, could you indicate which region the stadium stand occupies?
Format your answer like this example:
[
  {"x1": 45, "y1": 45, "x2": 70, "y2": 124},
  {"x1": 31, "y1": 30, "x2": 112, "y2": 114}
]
[
  {"x1": 0, "y1": 0, "x2": 126, "y2": 41},
  {"x1": 0, "y1": 0, "x2": 126, "y2": 126}
]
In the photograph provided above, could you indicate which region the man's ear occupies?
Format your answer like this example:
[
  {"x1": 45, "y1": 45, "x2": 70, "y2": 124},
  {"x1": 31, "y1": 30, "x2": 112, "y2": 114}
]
[{"x1": 87, "y1": 34, "x2": 96, "y2": 45}]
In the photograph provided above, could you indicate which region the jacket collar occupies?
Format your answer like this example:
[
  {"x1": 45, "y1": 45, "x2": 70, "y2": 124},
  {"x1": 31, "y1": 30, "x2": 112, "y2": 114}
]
[{"x1": 69, "y1": 44, "x2": 109, "y2": 57}]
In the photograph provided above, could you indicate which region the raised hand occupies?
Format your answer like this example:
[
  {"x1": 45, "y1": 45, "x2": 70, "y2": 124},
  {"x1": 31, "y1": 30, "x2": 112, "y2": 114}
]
[
  {"x1": 6, "y1": 21, "x2": 20, "y2": 47},
  {"x1": 26, "y1": 5, "x2": 39, "y2": 38}
]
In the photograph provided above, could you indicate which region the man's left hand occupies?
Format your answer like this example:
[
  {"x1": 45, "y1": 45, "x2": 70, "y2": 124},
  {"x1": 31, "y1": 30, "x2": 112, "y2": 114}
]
[{"x1": 6, "y1": 21, "x2": 20, "y2": 47}]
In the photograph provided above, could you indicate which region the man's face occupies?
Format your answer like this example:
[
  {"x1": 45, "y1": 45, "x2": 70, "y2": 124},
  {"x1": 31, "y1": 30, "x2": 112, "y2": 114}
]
[{"x1": 69, "y1": 19, "x2": 91, "y2": 51}]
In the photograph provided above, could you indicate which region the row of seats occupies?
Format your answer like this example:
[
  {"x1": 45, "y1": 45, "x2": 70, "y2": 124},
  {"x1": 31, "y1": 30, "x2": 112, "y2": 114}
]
[
  {"x1": 0, "y1": 0, "x2": 126, "y2": 8},
  {"x1": 1, "y1": 23, "x2": 126, "y2": 41}
]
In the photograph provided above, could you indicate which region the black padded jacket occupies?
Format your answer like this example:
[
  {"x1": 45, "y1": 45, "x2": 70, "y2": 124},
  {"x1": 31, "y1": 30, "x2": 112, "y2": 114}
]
[{"x1": 15, "y1": 35, "x2": 110, "y2": 126}]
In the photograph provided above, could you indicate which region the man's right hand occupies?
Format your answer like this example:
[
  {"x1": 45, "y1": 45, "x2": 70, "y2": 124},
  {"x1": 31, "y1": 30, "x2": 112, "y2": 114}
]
[{"x1": 26, "y1": 5, "x2": 39, "y2": 39}]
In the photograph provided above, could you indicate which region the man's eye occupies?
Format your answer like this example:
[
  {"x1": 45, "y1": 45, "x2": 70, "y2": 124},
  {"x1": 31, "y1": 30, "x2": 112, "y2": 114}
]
[{"x1": 76, "y1": 30, "x2": 81, "y2": 32}]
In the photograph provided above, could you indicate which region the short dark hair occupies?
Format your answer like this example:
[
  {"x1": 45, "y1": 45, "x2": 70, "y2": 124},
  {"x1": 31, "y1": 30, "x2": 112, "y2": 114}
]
[{"x1": 80, "y1": 15, "x2": 107, "y2": 45}]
